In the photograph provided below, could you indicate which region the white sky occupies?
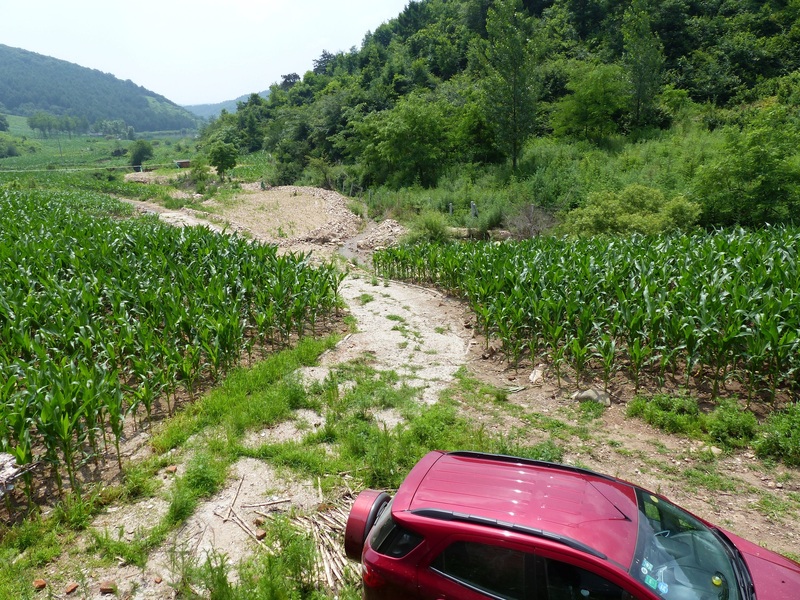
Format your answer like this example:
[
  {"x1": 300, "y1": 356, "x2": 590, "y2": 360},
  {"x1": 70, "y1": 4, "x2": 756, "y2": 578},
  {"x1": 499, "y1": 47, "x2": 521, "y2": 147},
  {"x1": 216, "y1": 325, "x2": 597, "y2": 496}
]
[{"x1": 1, "y1": 0, "x2": 410, "y2": 106}]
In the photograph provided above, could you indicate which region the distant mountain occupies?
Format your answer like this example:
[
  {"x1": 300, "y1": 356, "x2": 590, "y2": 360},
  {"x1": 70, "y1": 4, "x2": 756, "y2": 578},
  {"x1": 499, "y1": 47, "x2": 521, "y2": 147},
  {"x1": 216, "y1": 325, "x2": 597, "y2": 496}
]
[
  {"x1": 183, "y1": 91, "x2": 270, "y2": 119},
  {"x1": 0, "y1": 44, "x2": 200, "y2": 132}
]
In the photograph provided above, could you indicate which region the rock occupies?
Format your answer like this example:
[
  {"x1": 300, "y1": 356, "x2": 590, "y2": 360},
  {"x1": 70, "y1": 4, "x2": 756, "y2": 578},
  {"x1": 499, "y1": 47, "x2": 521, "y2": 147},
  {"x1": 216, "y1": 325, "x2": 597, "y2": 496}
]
[
  {"x1": 255, "y1": 528, "x2": 267, "y2": 541},
  {"x1": 99, "y1": 580, "x2": 116, "y2": 595},
  {"x1": 529, "y1": 367, "x2": 544, "y2": 385},
  {"x1": 154, "y1": 576, "x2": 163, "y2": 584},
  {"x1": 65, "y1": 582, "x2": 79, "y2": 595},
  {"x1": 165, "y1": 465, "x2": 178, "y2": 474},
  {"x1": 571, "y1": 389, "x2": 611, "y2": 407},
  {"x1": 254, "y1": 516, "x2": 266, "y2": 526},
  {"x1": 33, "y1": 579, "x2": 47, "y2": 590}
]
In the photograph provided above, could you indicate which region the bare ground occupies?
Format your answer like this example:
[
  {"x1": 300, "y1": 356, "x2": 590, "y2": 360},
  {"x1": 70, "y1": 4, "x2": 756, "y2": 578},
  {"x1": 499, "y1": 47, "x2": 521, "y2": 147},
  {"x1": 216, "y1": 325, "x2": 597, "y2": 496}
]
[{"x1": 27, "y1": 183, "x2": 800, "y2": 598}]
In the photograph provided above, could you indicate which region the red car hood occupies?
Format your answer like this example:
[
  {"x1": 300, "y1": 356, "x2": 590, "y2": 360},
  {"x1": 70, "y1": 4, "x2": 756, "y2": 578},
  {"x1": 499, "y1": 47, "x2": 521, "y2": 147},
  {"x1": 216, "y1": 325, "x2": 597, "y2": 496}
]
[{"x1": 726, "y1": 531, "x2": 800, "y2": 600}]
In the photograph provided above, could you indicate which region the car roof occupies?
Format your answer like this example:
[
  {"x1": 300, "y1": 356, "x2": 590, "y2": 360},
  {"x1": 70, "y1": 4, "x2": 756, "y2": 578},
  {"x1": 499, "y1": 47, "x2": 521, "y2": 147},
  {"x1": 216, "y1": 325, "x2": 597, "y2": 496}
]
[{"x1": 395, "y1": 451, "x2": 641, "y2": 568}]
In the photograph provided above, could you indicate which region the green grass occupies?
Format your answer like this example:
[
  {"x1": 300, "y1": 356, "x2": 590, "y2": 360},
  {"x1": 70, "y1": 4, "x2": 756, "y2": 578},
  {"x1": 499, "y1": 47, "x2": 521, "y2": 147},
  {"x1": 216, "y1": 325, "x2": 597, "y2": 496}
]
[
  {"x1": 151, "y1": 337, "x2": 336, "y2": 453},
  {"x1": 627, "y1": 394, "x2": 759, "y2": 449}
]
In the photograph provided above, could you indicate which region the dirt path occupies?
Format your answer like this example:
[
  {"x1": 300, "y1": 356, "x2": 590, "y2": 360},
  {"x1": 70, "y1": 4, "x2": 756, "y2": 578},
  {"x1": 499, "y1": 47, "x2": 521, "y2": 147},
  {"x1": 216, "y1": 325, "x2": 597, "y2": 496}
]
[
  {"x1": 315, "y1": 276, "x2": 472, "y2": 404},
  {"x1": 36, "y1": 184, "x2": 799, "y2": 598}
]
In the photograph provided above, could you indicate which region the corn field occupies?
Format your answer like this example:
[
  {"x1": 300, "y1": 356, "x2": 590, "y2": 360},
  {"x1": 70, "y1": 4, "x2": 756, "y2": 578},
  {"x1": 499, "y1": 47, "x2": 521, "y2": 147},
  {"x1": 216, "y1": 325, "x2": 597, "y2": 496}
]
[
  {"x1": 0, "y1": 189, "x2": 344, "y2": 497},
  {"x1": 373, "y1": 229, "x2": 799, "y2": 402}
]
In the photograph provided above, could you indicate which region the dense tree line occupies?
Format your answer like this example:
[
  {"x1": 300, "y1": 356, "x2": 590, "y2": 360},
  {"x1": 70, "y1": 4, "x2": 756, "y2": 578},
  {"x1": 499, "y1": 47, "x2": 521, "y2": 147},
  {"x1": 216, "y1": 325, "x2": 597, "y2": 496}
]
[
  {"x1": 0, "y1": 44, "x2": 199, "y2": 132},
  {"x1": 204, "y1": 0, "x2": 800, "y2": 231}
]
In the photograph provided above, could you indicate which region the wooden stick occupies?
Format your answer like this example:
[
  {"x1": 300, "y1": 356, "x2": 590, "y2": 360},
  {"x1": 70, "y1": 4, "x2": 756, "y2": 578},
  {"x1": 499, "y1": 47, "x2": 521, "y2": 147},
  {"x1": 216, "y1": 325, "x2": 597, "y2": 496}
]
[
  {"x1": 240, "y1": 498, "x2": 291, "y2": 509},
  {"x1": 231, "y1": 509, "x2": 266, "y2": 548},
  {"x1": 225, "y1": 475, "x2": 245, "y2": 522}
]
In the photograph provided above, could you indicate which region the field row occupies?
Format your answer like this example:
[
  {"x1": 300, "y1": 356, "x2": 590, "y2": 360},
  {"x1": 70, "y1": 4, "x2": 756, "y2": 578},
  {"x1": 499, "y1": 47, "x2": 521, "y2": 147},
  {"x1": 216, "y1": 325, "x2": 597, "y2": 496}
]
[
  {"x1": 0, "y1": 189, "x2": 343, "y2": 495},
  {"x1": 373, "y1": 229, "x2": 800, "y2": 402}
]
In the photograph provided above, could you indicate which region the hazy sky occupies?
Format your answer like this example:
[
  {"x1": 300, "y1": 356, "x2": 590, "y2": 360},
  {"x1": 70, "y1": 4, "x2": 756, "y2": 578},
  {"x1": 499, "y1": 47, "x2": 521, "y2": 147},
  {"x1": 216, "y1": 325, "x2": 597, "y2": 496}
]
[{"x1": 1, "y1": 0, "x2": 410, "y2": 106}]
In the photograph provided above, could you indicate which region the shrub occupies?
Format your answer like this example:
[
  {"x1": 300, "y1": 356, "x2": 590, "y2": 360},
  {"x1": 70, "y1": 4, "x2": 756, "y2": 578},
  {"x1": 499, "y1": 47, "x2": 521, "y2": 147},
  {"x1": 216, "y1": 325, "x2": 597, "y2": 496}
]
[
  {"x1": 561, "y1": 184, "x2": 701, "y2": 236},
  {"x1": 627, "y1": 394, "x2": 703, "y2": 436},
  {"x1": 0, "y1": 133, "x2": 19, "y2": 158},
  {"x1": 704, "y1": 399, "x2": 758, "y2": 449},
  {"x1": 405, "y1": 210, "x2": 451, "y2": 244},
  {"x1": 754, "y1": 402, "x2": 800, "y2": 466}
]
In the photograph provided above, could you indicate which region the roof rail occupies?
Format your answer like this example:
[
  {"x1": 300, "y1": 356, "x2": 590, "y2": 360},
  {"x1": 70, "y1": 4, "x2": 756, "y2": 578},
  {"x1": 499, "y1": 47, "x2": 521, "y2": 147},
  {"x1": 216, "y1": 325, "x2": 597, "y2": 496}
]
[
  {"x1": 446, "y1": 451, "x2": 619, "y2": 483},
  {"x1": 410, "y1": 508, "x2": 607, "y2": 560}
]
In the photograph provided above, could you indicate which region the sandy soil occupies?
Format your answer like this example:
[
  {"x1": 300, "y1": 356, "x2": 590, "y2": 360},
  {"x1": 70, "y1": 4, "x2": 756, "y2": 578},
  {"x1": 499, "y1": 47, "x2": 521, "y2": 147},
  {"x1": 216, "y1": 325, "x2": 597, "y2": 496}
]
[{"x1": 29, "y1": 183, "x2": 800, "y2": 598}]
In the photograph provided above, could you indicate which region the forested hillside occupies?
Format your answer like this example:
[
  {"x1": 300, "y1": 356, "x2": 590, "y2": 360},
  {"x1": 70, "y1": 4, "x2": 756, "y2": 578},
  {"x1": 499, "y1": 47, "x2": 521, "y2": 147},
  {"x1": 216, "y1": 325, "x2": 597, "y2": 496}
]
[
  {"x1": 0, "y1": 45, "x2": 200, "y2": 132},
  {"x1": 183, "y1": 91, "x2": 270, "y2": 119},
  {"x1": 201, "y1": 0, "x2": 800, "y2": 233}
]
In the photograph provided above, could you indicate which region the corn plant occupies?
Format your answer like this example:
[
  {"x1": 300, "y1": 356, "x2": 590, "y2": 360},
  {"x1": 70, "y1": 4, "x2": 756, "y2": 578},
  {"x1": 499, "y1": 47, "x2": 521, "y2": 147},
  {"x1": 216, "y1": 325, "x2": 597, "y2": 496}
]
[
  {"x1": 0, "y1": 188, "x2": 343, "y2": 502},
  {"x1": 374, "y1": 228, "x2": 800, "y2": 404}
]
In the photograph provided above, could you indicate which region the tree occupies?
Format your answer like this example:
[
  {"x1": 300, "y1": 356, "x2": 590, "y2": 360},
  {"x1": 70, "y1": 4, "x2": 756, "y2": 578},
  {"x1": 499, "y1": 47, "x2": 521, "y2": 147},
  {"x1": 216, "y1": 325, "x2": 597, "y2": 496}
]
[
  {"x1": 207, "y1": 141, "x2": 238, "y2": 181},
  {"x1": 622, "y1": 0, "x2": 665, "y2": 127},
  {"x1": 357, "y1": 92, "x2": 449, "y2": 188},
  {"x1": 129, "y1": 140, "x2": 153, "y2": 168},
  {"x1": 0, "y1": 114, "x2": 8, "y2": 132},
  {"x1": 550, "y1": 62, "x2": 629, "y2": 140},
  {"x1": 693, "y1": 103, "x2": 800, "y2": 227},
  {"x1": 482, "y1": 0, "x2": 540, "y2": 170},
  {"x1": 27, "y1": 111, "x2": 58, "y2": 137},
  {"x1": 561, "y1": 184, "x2": 700, "y2": 235},
  {"x1": 280, "y1": 73, "x2": 301, "y2": 90},
  {"x1": 313, "y1": 50, "x2": 336, "y2": 75}
]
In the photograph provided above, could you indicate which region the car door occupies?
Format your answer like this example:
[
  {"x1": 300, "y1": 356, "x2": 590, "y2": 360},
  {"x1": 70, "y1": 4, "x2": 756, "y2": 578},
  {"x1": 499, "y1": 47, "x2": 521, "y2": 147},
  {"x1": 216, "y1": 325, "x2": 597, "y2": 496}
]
[
  {"x1": 417, "y1": 537, "x2": 535, "y2": 600},
  {"x1": 536, "y1": 550, "x2": 652, "y2": 600}
]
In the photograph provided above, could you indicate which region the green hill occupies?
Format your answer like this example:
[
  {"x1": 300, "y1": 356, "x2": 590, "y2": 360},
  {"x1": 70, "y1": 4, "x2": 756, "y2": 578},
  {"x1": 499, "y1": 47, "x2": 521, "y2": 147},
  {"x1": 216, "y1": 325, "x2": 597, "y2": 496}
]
[
  {"x1": 183, "y1": 91, "x2": 270, "y2": 119},
  {"x1": 201, "y1": 0, "x2": 800, "y2": 232},
  {"x1": 0, "y1": 44, "x2": 200, "y2": 132}
]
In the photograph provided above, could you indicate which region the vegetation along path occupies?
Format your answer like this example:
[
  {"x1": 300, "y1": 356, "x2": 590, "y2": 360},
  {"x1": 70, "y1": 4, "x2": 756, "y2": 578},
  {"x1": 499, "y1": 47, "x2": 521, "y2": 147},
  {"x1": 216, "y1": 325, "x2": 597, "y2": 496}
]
[{"x1": 3, "y1": 185, "x2": 799, "y2": 599}]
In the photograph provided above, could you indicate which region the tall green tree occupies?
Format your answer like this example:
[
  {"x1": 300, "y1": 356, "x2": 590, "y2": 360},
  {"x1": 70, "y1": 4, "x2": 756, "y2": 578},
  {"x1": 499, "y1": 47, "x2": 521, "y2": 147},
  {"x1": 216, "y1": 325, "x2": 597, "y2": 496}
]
[
  {"x1": 482, "y1": 0, "x2": 540, "y2": 169},
  {"x1": 0, "y1": 114, "x2": 9, "y2": 132},
  {"x1": 129, "y1": 140, "x2": 153, "y2": 168},
  {"x1": 693, "y1": 104, "x2": 800, "y2": 227},
  {"x1": 551, "y1": 62, "x2": 629, "y2": 140},
  {"x1": 208, "y1": 141, "x2": 238, "y2": 181},
  {"x1": 622, "y1": 0, "x2": 665, "y2": 127},
  {"x1": 356, "y1": 92, "x2": 449, "y2": 188}
]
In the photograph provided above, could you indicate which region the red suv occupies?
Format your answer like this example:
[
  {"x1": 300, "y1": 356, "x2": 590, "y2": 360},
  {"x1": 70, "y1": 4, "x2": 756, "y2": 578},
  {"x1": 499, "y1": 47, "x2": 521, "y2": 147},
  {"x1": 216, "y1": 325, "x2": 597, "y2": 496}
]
[{"x1": 345, "y1": 451, "x2": 800, "y2": 600}]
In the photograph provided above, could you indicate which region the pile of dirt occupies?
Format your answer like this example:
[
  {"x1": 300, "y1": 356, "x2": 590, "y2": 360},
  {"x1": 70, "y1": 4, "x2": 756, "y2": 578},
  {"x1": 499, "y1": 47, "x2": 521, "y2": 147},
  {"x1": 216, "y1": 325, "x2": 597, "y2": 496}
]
[{"x1": 121, "y1": 185, "x2": 366, "y2": 262}]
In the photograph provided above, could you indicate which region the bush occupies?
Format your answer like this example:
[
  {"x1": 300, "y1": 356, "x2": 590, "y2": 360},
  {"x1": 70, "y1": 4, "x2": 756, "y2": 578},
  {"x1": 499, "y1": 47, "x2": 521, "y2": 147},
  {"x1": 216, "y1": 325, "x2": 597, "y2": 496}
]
[
  {"x1": 405, "y1": 210, "x2": 451, "y2": 244},
  {"x1": 754, "y1": 402, "x2": 800, "y2": 466},
  {"x1": 0, "y1": 134, "x2": 19, "y2": 158},
  {"x1": 560, "y1": 184, "x2": 701, "y2": 236},
  {"x1": 704, "y1": 399, "x2": 758, "y2": 449},
  {"x1": 627, "y1": 394, "x2": 703, "y2": 436}
]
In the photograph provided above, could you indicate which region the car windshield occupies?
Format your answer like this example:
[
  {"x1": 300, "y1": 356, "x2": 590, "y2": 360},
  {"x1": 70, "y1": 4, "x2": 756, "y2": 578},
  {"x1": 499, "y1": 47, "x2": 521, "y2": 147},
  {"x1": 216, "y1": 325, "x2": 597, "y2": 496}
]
[{"x1": 631, "y1": 490, "x2": 745, "y2": 600}]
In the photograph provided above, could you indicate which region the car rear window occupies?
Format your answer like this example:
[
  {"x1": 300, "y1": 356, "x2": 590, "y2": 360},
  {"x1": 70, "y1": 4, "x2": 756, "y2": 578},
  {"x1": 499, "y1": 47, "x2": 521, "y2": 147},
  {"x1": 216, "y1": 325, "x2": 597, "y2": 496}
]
[{"x1": 369, "y1": 498, "x2": 423, "y2": 558}]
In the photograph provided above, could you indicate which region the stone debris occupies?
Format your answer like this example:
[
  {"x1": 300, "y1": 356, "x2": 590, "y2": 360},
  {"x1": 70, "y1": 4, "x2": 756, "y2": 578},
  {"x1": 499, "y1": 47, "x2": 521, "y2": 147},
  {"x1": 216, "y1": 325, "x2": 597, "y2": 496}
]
[
  {"x1": 528, "y1": 366, "x2": 545, "y2": 385},
  {"x1": 356, "y1": 219, "x2": 407, "y2": 251},
  {"x1": 571, "y1": 388, "x2": 612, "y2": 407},
  {"x1": 278, "y1": 186, "x2": 363, "y2": 247},
  {"x1": 1, "y1": 453, "x2": 35, "y2": 498}
]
